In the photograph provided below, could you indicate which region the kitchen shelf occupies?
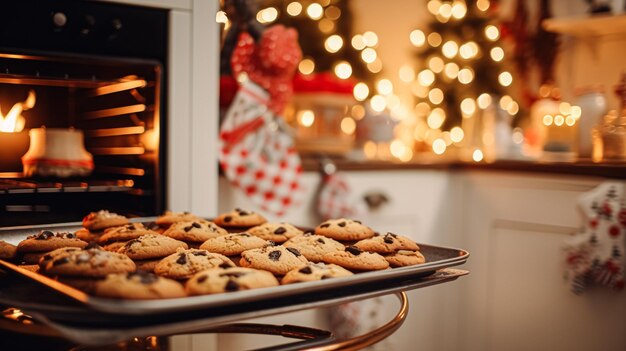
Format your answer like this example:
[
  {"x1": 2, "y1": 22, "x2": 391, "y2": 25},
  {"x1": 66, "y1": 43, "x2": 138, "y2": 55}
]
[{"x1": 542, "y1": 13, "x2": 626, "y2": 37}]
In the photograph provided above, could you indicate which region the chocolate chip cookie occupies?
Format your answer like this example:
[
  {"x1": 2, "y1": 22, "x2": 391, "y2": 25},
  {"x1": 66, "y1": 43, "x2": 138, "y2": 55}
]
[
  {"x1": 283, "y1": 233, "x2": 345, "y2": 262},
  {"x1": 17, "y1": 231, "x2": 88, "y2": 253},
  {"x1": 384, "y1": 250, "x2": 426, "y2": 267},
  {"x1": 186, "y1": 267, "x2": 279, "y2": 295},
  {"x1": 43, "y1": 248, "x2": 136, "y2": 278},
  {"x1": 98, "y1": 223, "x2": 158, "y2": 244},
  {"x1": 322, "y1": 246, "x2": 389, "y2": 271},
  {"x1": 0, "y1": 240, "x2": 17, "y2": 260},
  {"x1": 155, "y1": 211, "x2": 202, "y2": 226},
  {"x1": 282, "y1": 262, "x2": 353, "y2": 284},
  {"x1": 199, "y1": 233, "x2": 270, "y2": 256},
  {"x1": 82, "y1": 210, "x2": 130, "y2": 231},
  {"x1": 248, "y1": 223, "x2": 304, "y2": 243},
  {"x1": 213, "y1": 208, "x2": 267, "y2": 228},
  {"x1": 117, "y1": 234, "x2": 188, "y2": 260},
  {"x1": 163, "y1": 220, "x2": 228, "y2": 243},
  {"x1": 314, "y1": 219, "x2": 375, "y2": 241},
  {"x1": 240, "y1": 246, "x2": 308, "y2": 276},
  {"x1": 154, "y1": 249, "x2": 236, "y2": 280},
  {"x1": 353, "y1": 232, "x2": 420, "y2": 254},
  {"x1": 95, "y1": 271, "x2": 187, "y2": 299}
]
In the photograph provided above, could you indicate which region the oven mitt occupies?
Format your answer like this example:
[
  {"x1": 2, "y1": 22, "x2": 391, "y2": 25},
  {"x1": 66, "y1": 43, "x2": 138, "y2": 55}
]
[
  {"x1": 564, "y1": 182, "x2": 626, "y2": 294},
  {"x1": 219, "y1": 80, "x2": 303, "y2": 216}
]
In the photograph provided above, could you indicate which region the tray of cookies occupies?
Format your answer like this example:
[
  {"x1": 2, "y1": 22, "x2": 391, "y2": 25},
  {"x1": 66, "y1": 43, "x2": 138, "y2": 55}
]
[{"x1": 0, "y1": 209, "x2": 469, "y2": 318}]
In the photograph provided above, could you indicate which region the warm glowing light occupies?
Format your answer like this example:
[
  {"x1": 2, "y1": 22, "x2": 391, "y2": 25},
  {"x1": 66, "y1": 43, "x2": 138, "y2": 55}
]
[
  {"x1": 490, "y1": 47, "x2": 504, "y2": 62},
  {"x1": 352, "y1": 105, "x2": 366, "y2": 120},
  {"x1": 451, "y1": 1, "x2": 467, "y2": 19},
  {"x1": 364, "y1": 141, "x2": 377, "y2": 159},
  {"x1": 418, "y1": 69, "x2": 435, "y2": 86},
  {"x1": 257, "y1": 8, "x2": 275, "y2": 23},
  {"x1": 442, "y1": 41, "x2": 458, "y2": 58},
  {"x1": 442, "y1": 131, "x2": 452, "y2": 146},
  {"x1": 325, "y1": 35, "x2": 343, "y2": 53},
  {"x1": 390, "y1": 139, "x2": 411, "y2": 161},
  {"x1": 499, "y1": 95, "x2": 513, "y2": 110},
  {"x1": 429, "y1": 88, "x2": 444, "y2": 105},
  {"x1": 410, "y1": 29, "x2": 426, "y2": 47},
  {"x1": 325, "y1": 6, "x2": 341, "y2": 20},
  {"x1": 287, "y1": 2, "x2": 303, "y2": 16},
  {"x1": 352, "y1": 35, "x2": 366, "y2": 50},
  {"x1": 428, "y1": 0, "x2": 442, "y2": 15},
  {"x1": 353, "y1": 83, "x2": 370, "y2": 101},
  {"x1": 460, "y1": 98, "x2": 476, "y2": 115},
  {"x1": 376, "y1": 79, "x2": 393, "y2": 95},
  {"x1": 439, "y1": 3, "x2": 453, "y2": 18},
  {"x1": 367, "y1": 59, "x2": 383, "y2": 73},
  {"x1": 427, "y1": 108, "x2": 446, "y2": 129},
  {"x1": 450, "y1": 126, "x2": 464, "y2": 142},
  {"x1": 334, "y1": 61, "x2": 352, "y2": 79},
  {"x1": 363, "y1": 31, "x2": 379, "y2": 47},
  {"x1": 319, "y1": 19, "x2": 334, "y2": 33},
  {"x1": 571, "y1": 106, "x2": 582, "y2": 119},
  {"x1": 566, "y1": 115, "x2": 576, "y2": 126},
  {"x1": 477, "y1": 0, "x2": 490, "y2": 11},
  {"x1": 512, "y1": 128, "x2": 524, "y2": 144},
  {"x1": 416, "y1": 102, "x2": 431, "y2": 116},
  {"x1": 307, "y1": 3, "x2": 323, "y2": 20},
  {"x1": 298, "y1": 110, "x2": 315, "y2": 127},
  {"x1": 0, "y1": 90, "x2": 34, "y2": 133},
  {"x1": 543, "y1": 114, "x2": 553, "y2": 126},
  {"x1": 444, "y1": 62, "x2": 459, "y2": 79},
  {"x1": 237, "y1": 72, "x2": 249, "y2": 83},
  {"x1": 298, "y1": 58, "x2": 315, "y2": 75},
  {"x1": 341, "y1": 117, "x2": 356, "y2": 134},
  {"x1": 216, "y1": 11, "x2": 228, "y2": 23},
  {"x1": 478, "y1": 93, "x2": 492, "y2": 109},
  {"x1": 507, "y1": 101, "x2": 519, "y2": 115},
  {"x1": 399, "y1": 65, "x2": 415, "y2": 82},
  {"x1": 485, "y1": 25, "x2": 500, "y2": 40},
  {"x1": 554, "y1": 114, "x2": 565, "y2": 126},
  {"x1": 427, "y1": 32, "x2": 442, "y2": 47},
  {"x1": 458, "y1": 68, "x2": 474, "y2": 84},
  {"x1": 460, "y1": 41, "x2": 478, "y2": 59},
  {"x1": 472, "y1": 149, "x2": 484, "y2": 162},
  {"x1": 433, "y1": 138, "x2": 447, "y2": 155},
  {"x1": 361, "y1": 48, "x2": 377, "y2": 63},
  {"x1": 428, "y1": 56, "x2": 444, "y2": 73},
  {"x1": 559, "y1": 102, "x2": 572, "y2": 115},
  {"x1": 370, "y1": 95, "x2": 386, "y2": 112},
  {"x1": 498, "y1": 71, "x2": 513, "y2": 86}
]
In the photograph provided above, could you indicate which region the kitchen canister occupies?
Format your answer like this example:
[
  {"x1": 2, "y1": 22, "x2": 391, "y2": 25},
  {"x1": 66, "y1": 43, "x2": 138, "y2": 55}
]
[{"x1": 574, "y1": 87, "x2": 608, "y2": 158}]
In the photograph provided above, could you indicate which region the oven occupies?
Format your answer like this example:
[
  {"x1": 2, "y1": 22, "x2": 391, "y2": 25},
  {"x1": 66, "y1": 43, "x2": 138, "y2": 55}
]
[{"x1": 0, "y1": 0, "x2": 169, "y2": 226}]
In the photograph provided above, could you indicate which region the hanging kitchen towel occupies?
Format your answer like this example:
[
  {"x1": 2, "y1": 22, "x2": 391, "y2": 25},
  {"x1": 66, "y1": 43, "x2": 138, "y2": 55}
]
[
  {"x1": 219, "y1": 80, "x2": 303, "y2": 216},
  {"x1": 315, "y1": 159, "x2": 367, "y2": 220},
  {"x1": 564, "y1": 182, "x2": 626, "y2": 294}
]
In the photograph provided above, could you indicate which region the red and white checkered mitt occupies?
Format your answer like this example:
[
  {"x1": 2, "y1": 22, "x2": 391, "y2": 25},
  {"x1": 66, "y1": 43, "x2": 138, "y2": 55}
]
[
  {"x1": 317, "y1": 173, "x2": 356, "y2": 220},
  {"x1": 565, "y1": 182, "x2": 626, "y2": 294},
  {"x1": 219, "y1": 80, "x2": 303, "y2": 216}
]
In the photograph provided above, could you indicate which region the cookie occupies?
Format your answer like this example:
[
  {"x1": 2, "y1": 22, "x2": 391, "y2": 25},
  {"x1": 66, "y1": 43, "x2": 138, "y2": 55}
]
[
  {"x1": 282, "y1": 262, "x2": 353, "y2": 284},
  {"x1": 17, "y1": 231, "x2": 88, "y2": 253},
  {"x1": 98, "y1": 223, "x2": 158, "y2": 244},
  {"x1": 103, "y1": 241, "x2": 128, "y2": 252},
  {"x1": 314, "y1": 219, "x2": 375, "y2": 241},
  {"x1": 163, "y1": 220, "x2": 228, "y2": 243},
  {"x1": 322, "y1": 246, "x2": 389, "y2": 271},
  {"x1": 154, "y1": 249, "x2": 236, "y2": 280},
  {"x1": 22, "y1": 252, "x2": 50, "y2": 265},
  {"x1": 213, "y1": 208, "x2": 267, "y2": 228},
  {"x1": 248, "y1": 223, "x2": 304, "y2": 243},
  {"x1": 75, "y1": 228, "x2": 103, "y2": 242},
  {"x1": 353, "y1": 232, "x2": 420, "y2": 254},
  {"x1": 18, "y1": 264, "x2": 40, "y2": 273},
  {"x1": 0, "y1": 240, "x2": 17, "y2": 260},
  {"x1": 186, "y1": 267, "x2": 279, "y2": 295},
  {"x1": 240, "y1": 246, "x2": 308, "y2": 276},
  {"x1": 199, "y1": 233, "x2": 269, "y2": 256},
  {"x1": 57, "y1": 277, "x2": 98, "y2": 294},
  {"x1": 43, "y1": 248, "x2": 136, "y2": 278},
  {"x1": 38, "y1": 247, "x2": 83, "y2": 270},
  {"x1": 283, "y1": 233, "x2": 345, "y2": 262},
  {"x1": 82, "y1": 210, "x2": 130, "y2": 231},
  {"x1": 134, "y1": 259, "x2": 161, "y2": 272},
  {"x1": 155, "y1": 211, "x2": 202, "y2": 226},
  {"x1": 117, "y1": 234, "x2": 188, "y2": 260},
  {"x1": 384, "y1": 250, "x2": 426, "y2": 267},
  {"x1": 95, "y1": 271, "x2": 186, "y2": 299}
]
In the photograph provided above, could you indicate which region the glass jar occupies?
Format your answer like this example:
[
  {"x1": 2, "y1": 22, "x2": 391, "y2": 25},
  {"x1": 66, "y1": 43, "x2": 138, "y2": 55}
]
[
  {"x1": 594, "y1": 110, "x2": 626, "y2": 161},
  {"x1": 574, "y1": 88, "x2": 607, "y2": 158}
]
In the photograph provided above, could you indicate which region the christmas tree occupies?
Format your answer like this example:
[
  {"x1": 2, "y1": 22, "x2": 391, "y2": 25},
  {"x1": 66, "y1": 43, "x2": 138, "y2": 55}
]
[{"x1": 410, "y1": 0, "x2": 519, "y2": 155}]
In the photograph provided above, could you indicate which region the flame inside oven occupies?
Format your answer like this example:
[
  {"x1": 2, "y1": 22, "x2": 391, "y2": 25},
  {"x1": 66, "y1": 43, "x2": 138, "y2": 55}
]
[{"x1": 0, "y1": 90, "x2": 35, "y2": 133}]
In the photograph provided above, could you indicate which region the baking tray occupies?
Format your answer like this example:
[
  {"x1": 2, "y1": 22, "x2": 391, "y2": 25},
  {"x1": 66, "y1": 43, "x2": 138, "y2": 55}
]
[{"x1": 0, "y1": 219, "x2": 469, "y2": 318}]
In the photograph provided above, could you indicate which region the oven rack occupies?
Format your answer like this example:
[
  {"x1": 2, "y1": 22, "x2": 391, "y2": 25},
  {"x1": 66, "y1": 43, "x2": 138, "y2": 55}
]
[{"x1": 0, "y1": 178, "x2": 134, "y2": 194}]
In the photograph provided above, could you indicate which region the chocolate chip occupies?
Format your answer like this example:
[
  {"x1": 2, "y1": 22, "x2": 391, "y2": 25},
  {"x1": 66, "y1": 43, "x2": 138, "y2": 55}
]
[
  {"x1": 220, "y1": 271, "x2": 246, "y2": 278},
  {"x1": 184, "y1": 225, "x2": 193, "y2": 232},
  {"x1": 145, "y1": 222, "x2": 160, "y2": 230},
  {"x1": 85, "y1": 242, "x2": 101, "y2": 250},
  {"x1": 268, "y1": 250, "x2": 281, "y2": 261},
  {"x1": 384, "y1": 235, "x2": 394, "y2": 244},
  {"x1": 42, "y1": 254, "x2": 53, "y2": 261},
  {"x1": 316, "y1": 238, "x2": 326, "y2": 244},
  {"x1": 286, "y1": 247, "x2": 301, "y2": 257},
  {"x1": 197, "y1": 275, "x2": 208, "y2": 283},
  {"x1": 220, "y1": 261, "x2": 233, "y2": 268},
  {"x1": 224, "y1": 216, "x2": 232, "y2": 223},
  {"x1": 346, "y1": 246, "x2": 362, "y2": 255},
  {"x1": 176, "y1": 253, "x2": 187, "y2": 265},
  {"x1": 192, "y1": 222, "x2": 202, "y2": 228},
  {"x1": 129, "y1": 271, "x2": 158, "y2": 284},
  {"x1": 273, "y1": 227, "x2": 287, "y2": 235},
  {"x1": 320, "y1": 223, "x2": 330, "y2": 228},
  {"x1": 66, "y1": 233, "x2": 76, "y2": 239},
  {"x1": 321, "y1": 275, "x2": 331, "y2": 279},
  {"x1": 183, "y1": 211, "x2": 190, "y2": 214},
  {"x1": 225, "y1": 280, "x2": 240, "y2": 291},
  {"x1": 387, "y1": 232, "x2": 398, "y2": 238},
  {"x1": 192, "y1": 250, "x2": 208, "y2": 256},
  {"x1": 52, "y1": 257, "x2": 70, "y2": 266},
  {"x1": 126, "y1": 224, "x2": 136, "y2": 230},
  {"x1": 299, "y1": 266, "x2": 312, "y2": 274},
  {"x1": 235, "y1": 208, "x2": 249, "y2": 216},
  {"x1": 338, "y1": 221, "x2": 346, "y2": 227},
  {"x1": 37, "y1": 231, "x2": 54, "y2": 240},
  {"x1": 354, "y1": 220, "x2": 362, "y2": 224}
]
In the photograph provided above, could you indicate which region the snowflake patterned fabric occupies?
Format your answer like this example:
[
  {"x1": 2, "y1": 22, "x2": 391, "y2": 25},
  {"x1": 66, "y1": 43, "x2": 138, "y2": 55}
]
[
  {"x1": 564, "y1": 182, "x2": 626, "y2": 294},
  {"x1": 219, "y1": 80, "x2": 303, "y2": 216}
]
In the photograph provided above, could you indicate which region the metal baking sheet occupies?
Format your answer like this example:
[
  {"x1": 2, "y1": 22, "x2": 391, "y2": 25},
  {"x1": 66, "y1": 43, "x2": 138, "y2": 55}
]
[{"x1": 0, "y1": 219, "x2": 469, "y2": 316}]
